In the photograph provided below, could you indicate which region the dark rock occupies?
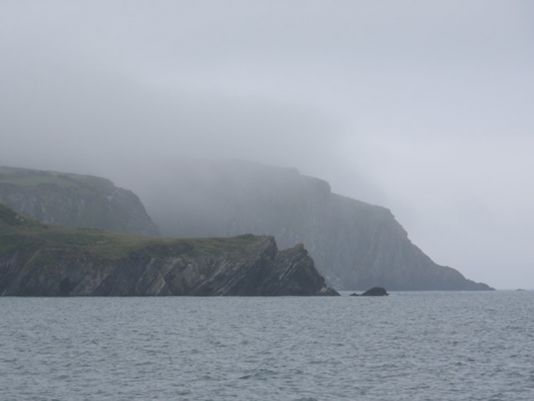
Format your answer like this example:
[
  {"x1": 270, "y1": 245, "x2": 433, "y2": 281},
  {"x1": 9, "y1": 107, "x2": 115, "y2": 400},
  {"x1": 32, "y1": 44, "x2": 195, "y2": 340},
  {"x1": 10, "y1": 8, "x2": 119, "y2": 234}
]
[
  {"x1": 318, "y1": 287, "x2": 341, "y2": 296},
  {"x1": 0, "y1": 204, "x2": 338, "y2": 297},
  {"x1": 360, "y1": 287, "x2": 389, "y2": 296}
]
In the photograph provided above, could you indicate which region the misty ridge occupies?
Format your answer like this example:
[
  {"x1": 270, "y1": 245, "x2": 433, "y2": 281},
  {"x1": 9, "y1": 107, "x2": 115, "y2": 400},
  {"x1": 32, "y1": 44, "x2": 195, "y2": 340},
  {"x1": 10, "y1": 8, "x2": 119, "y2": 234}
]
[
  {"x1": 134, "y1": 159, "x2": 492, "y2": 291},
  {"x1": 1, "y1": 1, "x2": 533, "y2": 289},
  {"x1": 0, "y1": 161, "x2": 491, "y2": 292},
  {"x1": 2, "y1": 2, "x2": 534, "y2": 401}
]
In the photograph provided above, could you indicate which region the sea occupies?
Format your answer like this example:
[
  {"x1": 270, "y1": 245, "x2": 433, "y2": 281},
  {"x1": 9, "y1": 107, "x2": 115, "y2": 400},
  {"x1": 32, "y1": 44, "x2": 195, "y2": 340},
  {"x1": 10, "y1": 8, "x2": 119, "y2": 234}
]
[{"x1": 1, "y1": 291, "x2": 533, "y2": 401}]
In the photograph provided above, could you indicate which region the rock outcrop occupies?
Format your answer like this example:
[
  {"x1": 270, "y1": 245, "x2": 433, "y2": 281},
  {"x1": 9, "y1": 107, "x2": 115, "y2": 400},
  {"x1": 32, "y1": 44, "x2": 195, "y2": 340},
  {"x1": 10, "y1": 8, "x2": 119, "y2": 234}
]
[
  {"x1": 137, "y1": 159, "x2": 492, "y2": 291},
  {"x1": 360, "y1": 287, "x2": 389, "y2": 296},
  {"x1": 0, "y1": 166, "x2": 157, "y2": 236},
  {"x1": 0, "y1": 204, "x2": 337, "y2": 296}
]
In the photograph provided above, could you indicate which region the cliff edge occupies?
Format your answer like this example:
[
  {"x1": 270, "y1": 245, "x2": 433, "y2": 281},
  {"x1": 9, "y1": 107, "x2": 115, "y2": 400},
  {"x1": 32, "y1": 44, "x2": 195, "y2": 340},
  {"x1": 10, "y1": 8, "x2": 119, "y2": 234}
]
[
  {"x1": 0, "y1": 166, "x2": 157, "y2": 236},
  {"x1": 0, "y1": 204, "x2": 337, "y2": 296},
  {"x1": 140, "y1": 159, "x2": 492, "y2": 291}
]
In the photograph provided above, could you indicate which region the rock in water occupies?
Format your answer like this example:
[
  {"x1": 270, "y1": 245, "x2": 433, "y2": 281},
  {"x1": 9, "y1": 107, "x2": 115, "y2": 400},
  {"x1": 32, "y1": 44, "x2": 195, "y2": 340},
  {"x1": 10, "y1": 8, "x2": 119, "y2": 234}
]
[
  {"x1": 0, "y1": 205, "x2": 338, "y2": 296},
  {"x1": 0, "y1": 166, "x2": 157, "y2": 236},
  {"x1": 360, "y1": 287, "x2": 389, "y2": 296}
]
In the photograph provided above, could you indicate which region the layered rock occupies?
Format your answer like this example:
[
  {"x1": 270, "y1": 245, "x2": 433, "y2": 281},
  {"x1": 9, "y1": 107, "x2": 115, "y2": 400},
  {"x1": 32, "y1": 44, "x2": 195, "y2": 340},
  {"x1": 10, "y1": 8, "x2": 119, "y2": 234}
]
[
  {"x1": 0, "y1": 166, "x2": 157, "y2": 236},
  {"x1": 0, "y1": 204, "x2": 337, "y2": 296},
  {"x1": 138, "y1": 159, "x2": 491, "y2": 291}
]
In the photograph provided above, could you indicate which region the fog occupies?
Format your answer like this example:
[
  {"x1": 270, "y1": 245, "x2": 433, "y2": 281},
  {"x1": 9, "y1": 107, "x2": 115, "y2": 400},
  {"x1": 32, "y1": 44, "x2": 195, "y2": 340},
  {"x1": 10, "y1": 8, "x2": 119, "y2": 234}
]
[{"x1": 1, "y1": 1, "x2": 533, "y2": 288}]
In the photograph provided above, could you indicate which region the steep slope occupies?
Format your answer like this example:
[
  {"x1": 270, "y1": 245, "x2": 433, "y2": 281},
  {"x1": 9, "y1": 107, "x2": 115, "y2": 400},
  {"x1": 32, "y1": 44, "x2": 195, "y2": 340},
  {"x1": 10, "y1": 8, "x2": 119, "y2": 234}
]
[
  {"x1": 0, "y1": 166, "x2": 157, "y2": 236},
  {"x1": 140, "y1": 159, "x2": 491, "y2": 291},
  {"x1": 0, "y1": 204, "x2": 337, "y2": 296}
]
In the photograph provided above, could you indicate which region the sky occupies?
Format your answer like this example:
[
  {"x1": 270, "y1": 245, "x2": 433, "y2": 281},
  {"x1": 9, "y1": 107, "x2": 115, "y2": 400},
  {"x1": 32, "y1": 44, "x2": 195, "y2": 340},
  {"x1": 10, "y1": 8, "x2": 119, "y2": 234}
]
[{"x1": 1, "y1": 0, "x2": 533, "y2": 288}]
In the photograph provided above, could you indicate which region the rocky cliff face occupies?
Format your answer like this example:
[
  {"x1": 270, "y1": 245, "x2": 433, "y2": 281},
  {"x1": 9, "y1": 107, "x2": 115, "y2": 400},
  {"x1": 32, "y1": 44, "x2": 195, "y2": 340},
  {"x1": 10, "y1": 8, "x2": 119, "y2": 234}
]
[
  {"x1": 0, "y1": 204, "x2": 337, "y2": 296},
  {"x1": 0, "y1": 166, "x2": 157, "y2": 236},
  {"x1": 139, "y1": 159, "x2": 491, "y2": 291}
]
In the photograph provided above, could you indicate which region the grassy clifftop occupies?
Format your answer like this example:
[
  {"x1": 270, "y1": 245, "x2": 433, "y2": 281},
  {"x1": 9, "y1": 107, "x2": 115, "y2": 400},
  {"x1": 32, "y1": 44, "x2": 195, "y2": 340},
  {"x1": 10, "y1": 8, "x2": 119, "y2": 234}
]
[
  {"x1": 0, "y1": 204, "x2": 336, "y2": 296},
  {"x1": 0, "y1": 203, "x2": 260, "y2": 259},
  {"x1": 0, "y1": 166, "x2": 158, "y2": 236}
]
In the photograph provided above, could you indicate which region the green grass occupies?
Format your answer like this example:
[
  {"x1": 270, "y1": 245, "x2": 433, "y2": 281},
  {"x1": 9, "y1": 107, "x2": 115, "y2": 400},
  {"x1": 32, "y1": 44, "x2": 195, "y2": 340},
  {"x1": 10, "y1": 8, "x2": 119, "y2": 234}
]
[
  {"x1": 0, "y1": 174, "x2": 76, "y2": 188},
  {"x1": 0, "y1": 203, "x2": 40, "y2": 228},
  {"x1": 0, "y1": 203, "x2": 267, "y2": 262},
  {"x1": 0, "y1": 167, "x2": 113, "y2": 192}
]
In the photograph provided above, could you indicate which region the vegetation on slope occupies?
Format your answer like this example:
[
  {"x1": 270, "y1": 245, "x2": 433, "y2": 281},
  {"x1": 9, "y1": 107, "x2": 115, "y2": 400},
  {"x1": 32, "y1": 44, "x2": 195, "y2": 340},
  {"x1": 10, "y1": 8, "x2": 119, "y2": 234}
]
[
  {"x1": 0, "y1": 204, "x2": 334, "y2": 296},
  {"x1": 0, "y1": 203, "x2": 260, "y2": 259},
  {"x1": 0, "y1": 166, "x2": 158, "y2": 236}
]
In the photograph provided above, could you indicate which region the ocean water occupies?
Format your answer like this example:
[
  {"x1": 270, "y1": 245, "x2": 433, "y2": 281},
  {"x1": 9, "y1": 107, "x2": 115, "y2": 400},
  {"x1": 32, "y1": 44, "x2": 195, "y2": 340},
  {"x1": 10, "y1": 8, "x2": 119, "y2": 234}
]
[{"x1": 1, "y1": 291, "x2": 533, "y2": 401}]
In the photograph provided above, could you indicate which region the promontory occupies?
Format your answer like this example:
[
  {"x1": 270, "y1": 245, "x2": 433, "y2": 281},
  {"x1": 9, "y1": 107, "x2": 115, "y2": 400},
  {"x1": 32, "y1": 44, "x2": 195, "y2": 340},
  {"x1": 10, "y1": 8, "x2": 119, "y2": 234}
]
[{"x1": 0, "y1": 204, "x2": 337, "y2": 296}]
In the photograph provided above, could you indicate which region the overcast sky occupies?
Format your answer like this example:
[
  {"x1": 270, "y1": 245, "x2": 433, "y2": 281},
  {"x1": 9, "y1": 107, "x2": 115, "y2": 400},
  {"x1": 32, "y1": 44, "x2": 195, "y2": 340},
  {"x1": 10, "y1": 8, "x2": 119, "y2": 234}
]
[{"x1": 1, "y1": 0, "x2": 533, "y2": 288}]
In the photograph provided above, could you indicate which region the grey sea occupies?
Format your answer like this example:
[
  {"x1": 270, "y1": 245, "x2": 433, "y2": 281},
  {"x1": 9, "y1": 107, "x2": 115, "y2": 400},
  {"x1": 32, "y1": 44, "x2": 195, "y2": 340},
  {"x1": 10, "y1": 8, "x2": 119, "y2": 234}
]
[{"x1": 1, "y1": 291, "x2": 533, "y2": 401}]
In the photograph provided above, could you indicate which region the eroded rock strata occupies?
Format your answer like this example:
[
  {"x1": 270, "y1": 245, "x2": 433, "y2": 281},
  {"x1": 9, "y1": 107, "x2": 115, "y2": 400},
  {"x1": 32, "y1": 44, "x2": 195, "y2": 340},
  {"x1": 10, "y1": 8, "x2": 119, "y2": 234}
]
[{"x1": 0, "y1": 204, "x2": 337, "y2": 296}]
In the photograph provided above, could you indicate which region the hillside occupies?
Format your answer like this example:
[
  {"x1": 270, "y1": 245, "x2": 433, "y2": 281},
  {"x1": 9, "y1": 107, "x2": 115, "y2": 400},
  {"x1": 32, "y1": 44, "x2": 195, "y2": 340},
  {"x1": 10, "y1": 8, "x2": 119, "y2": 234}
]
[
  {"x1": 139, "y1": 159, "x2": 492, "y2": 291},
  {"x1": 0, "y1": 204, "x2": 336, "y2": 296},
  {"x1": 0, "y1": 166, "x2": 157, "y2": 236}
]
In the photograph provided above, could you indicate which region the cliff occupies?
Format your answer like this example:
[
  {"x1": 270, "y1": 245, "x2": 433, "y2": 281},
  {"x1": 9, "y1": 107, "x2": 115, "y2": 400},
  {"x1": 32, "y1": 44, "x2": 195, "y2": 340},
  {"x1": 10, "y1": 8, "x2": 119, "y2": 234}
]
[
  {"x1": 0, "y1": 166, "x2": 157, "y2": 236},
  {"x1": 0, "y1": 204, "x2": 337, "y2": 296},
  {"x1": 140, "y1": 159, "x2": 491, "y2": 291}
]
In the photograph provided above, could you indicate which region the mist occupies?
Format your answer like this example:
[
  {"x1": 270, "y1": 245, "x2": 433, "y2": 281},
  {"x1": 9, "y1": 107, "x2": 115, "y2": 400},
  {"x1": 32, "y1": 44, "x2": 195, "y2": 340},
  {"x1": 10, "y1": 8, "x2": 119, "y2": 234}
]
[{"x1": 1, "y1": 0, "x2": 533, "y2": 288}]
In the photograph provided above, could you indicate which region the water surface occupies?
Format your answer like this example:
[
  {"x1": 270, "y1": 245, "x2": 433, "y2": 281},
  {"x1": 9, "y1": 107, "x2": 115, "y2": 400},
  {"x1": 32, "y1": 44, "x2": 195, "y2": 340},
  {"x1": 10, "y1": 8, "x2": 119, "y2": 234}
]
[{"x1": 1, "y1": 291, "x2": 533, "y2": 400}]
